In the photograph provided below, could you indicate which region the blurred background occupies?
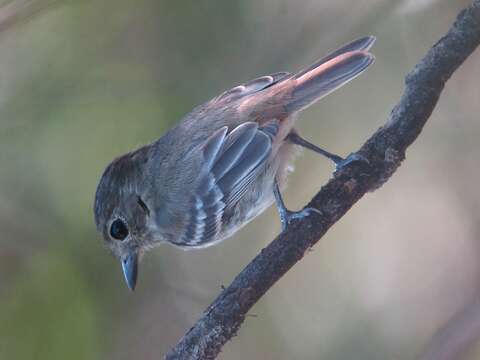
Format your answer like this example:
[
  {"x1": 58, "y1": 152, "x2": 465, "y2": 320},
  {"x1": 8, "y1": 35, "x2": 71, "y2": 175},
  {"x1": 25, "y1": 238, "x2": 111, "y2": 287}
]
[{"x1": 1, "y1": 0, "x2": 479, "y2": 359}]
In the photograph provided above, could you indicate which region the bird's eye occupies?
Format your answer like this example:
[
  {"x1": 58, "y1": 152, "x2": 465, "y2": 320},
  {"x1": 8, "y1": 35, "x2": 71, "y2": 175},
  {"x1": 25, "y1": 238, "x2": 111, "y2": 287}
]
[{"x1": 110, "y1": 218, "x2": 129, "y2": 241}]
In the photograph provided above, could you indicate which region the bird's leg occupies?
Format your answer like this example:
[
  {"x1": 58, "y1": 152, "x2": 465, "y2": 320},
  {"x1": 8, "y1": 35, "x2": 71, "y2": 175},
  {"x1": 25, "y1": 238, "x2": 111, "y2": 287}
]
[
  {"x1": 287, "y1": 132, "x2": 368, "y2": 169},
  {"x1": 273, "y1": 179, "x2": 321, "y2": 232}
]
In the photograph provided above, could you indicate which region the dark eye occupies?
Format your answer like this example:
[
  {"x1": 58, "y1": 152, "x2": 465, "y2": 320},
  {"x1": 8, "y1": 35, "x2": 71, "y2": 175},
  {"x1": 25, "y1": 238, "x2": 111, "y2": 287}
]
[{"x1": 110, "y1": 218, "x2": 129, "y2": 240}]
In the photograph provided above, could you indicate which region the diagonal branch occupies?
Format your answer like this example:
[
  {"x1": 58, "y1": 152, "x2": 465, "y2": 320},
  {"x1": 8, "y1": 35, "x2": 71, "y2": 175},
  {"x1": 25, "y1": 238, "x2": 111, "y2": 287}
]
[{"x1": 166, "y1": 1, "x2": 480, "y2": 359}]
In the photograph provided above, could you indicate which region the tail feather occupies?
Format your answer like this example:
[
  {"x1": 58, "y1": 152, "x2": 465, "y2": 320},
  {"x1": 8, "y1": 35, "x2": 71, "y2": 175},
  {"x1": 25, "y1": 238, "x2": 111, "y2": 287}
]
[
  {"x1": 286, "y1": 50, "x2": 375, "y2": 113},
  {"x1": 294, "y1": 36, "x2": 376, "y2": 79}
]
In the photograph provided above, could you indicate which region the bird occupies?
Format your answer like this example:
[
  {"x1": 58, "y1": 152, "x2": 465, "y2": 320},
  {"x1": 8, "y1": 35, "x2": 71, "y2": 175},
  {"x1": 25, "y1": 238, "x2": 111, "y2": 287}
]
[{"x1": 94, "y1": 36, "x2": 376, "y2": 290}]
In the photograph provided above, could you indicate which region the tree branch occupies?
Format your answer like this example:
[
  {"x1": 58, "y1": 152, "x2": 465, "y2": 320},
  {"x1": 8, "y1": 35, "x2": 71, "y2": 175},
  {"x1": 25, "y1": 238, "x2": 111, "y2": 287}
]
[{"x1": 166, "y1": 2, "x2": 480, "y2": 358}]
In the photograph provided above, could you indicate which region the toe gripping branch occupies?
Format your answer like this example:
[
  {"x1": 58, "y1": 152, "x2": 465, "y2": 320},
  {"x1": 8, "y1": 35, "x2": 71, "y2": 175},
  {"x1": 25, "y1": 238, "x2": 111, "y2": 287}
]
[{"x1": 274, "y1": 132, "x2": 371, "y2": 231}]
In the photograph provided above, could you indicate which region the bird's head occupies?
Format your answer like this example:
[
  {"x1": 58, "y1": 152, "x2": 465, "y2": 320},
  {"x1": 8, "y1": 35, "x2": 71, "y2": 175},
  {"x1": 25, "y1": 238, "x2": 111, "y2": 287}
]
[{"x1": 94, "y1": 150, "x2": 154, "y2": 291}]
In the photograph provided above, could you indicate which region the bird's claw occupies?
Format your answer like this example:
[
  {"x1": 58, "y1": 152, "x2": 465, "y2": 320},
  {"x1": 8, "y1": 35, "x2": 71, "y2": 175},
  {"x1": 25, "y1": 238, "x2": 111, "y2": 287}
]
[
  {"x1": 280, "y1": 207, "x2": 322, "y2": 232},
  {"x1": 335, "y1": 152, "x2": 369, "y2": 171}
]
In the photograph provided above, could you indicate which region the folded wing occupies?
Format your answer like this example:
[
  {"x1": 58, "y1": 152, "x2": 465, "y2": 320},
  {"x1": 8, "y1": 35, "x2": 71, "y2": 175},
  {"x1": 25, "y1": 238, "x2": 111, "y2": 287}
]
[{"x1": 180, "y1": 121, "x2": 278, "y2": 247}]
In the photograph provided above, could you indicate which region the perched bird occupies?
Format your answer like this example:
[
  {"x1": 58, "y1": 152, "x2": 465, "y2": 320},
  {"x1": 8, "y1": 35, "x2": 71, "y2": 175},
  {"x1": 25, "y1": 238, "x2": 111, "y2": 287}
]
[{"x1": 94, "y1": 36, "x2": 376, "y2": 290}]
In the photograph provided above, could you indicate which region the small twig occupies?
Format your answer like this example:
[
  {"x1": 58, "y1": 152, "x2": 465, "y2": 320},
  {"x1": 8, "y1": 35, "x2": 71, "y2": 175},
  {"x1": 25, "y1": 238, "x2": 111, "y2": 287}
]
[{"x1": 166, "y1": 2, "x2": 480, "y2": 359}]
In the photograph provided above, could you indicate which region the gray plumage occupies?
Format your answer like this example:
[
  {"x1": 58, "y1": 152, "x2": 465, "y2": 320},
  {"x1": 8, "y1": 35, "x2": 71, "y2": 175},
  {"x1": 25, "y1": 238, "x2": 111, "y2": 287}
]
[{"x1": 94, "y1": 36, "x2": 376, "y2": 290}]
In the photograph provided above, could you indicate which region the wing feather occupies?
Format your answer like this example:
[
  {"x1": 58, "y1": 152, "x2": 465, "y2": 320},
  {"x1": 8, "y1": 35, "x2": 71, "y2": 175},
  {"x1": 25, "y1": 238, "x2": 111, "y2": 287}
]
[
  {"x1": 215, "y1": 72, "x2": 290, "y2": 103},
  {"x1": 179, "y1": 121, "x2": 278, "y2": 246}
]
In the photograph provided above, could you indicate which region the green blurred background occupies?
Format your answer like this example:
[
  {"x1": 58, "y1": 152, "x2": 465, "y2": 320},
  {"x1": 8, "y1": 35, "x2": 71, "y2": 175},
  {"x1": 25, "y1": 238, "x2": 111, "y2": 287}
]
[{"x1": 1, "y1": 0, "x2": 480, "y2": 359}]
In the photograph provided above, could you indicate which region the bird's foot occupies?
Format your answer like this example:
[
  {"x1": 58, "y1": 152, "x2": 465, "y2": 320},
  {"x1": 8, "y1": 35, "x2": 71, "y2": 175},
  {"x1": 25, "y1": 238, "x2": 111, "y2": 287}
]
[
  {"x1": 335, "y1": 152, "x2": 369, "y2": 171},
  {"x1": 279, "y1": 207, "x2": 322, "y2": 232}
]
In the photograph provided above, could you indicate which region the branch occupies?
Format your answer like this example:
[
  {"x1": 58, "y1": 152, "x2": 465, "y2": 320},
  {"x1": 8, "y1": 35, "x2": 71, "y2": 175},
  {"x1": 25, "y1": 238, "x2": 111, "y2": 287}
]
[{"x1": 166, "y1": 2, "x2": 480, "y2": 359}]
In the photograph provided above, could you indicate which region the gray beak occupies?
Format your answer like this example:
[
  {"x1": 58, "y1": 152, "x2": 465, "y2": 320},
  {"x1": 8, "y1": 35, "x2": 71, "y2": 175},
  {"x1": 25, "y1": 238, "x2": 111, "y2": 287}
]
[{"x1": 121, "y1": 252, "x2": 138, "y2": 291}]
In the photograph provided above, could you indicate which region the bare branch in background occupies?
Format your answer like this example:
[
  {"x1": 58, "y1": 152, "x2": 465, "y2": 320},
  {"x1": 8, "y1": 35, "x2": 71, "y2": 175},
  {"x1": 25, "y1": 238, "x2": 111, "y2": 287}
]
[
  {"x1": 166, "y1": 1, "x2": 480, "y2": 359},
  {"x1": 420, "y1": 291, "x2": 480, "y2": 360}
]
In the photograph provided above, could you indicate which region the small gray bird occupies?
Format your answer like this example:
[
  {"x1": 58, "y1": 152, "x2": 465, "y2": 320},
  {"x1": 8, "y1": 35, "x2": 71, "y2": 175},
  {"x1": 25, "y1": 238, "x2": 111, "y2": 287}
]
[{"x1": 94, "y1": 36, "x2": 375, "y2": 290}]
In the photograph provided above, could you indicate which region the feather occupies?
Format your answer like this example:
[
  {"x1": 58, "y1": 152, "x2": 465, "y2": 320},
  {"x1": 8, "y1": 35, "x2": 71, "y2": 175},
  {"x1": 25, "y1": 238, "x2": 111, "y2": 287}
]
[
  {"x1": 216, "y1": 72, "x2": 290, "y2": 103},
  {"x1": 294, "y1": 36, "x2": 375, "y2": 79},
  {"x1": 180, "y1": 121, "x2": 278, "y2": 246},
  {"x1": 286, "y1": 51, "x2": 375, "y2": 113}
]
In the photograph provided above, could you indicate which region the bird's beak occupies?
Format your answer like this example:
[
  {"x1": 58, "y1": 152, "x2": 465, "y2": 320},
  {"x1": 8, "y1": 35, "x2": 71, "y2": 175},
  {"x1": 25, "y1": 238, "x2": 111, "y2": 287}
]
[{"x1": 121, "y1": 252, "x2": 138, "y2": 291}]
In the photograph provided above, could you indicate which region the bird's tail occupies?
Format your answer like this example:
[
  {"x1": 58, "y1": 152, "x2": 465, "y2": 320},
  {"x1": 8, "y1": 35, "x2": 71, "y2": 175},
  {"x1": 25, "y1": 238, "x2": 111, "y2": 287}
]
[{"x1": 285, "y1": 36, "x2": 375, "y2": 114}]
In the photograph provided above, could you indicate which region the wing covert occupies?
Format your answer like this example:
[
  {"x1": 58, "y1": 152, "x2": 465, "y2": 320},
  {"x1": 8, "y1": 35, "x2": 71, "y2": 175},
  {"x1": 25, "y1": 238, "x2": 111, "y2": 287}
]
[{"x1": 214, "y1": 72, "x2": 290, "y2": 104}]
